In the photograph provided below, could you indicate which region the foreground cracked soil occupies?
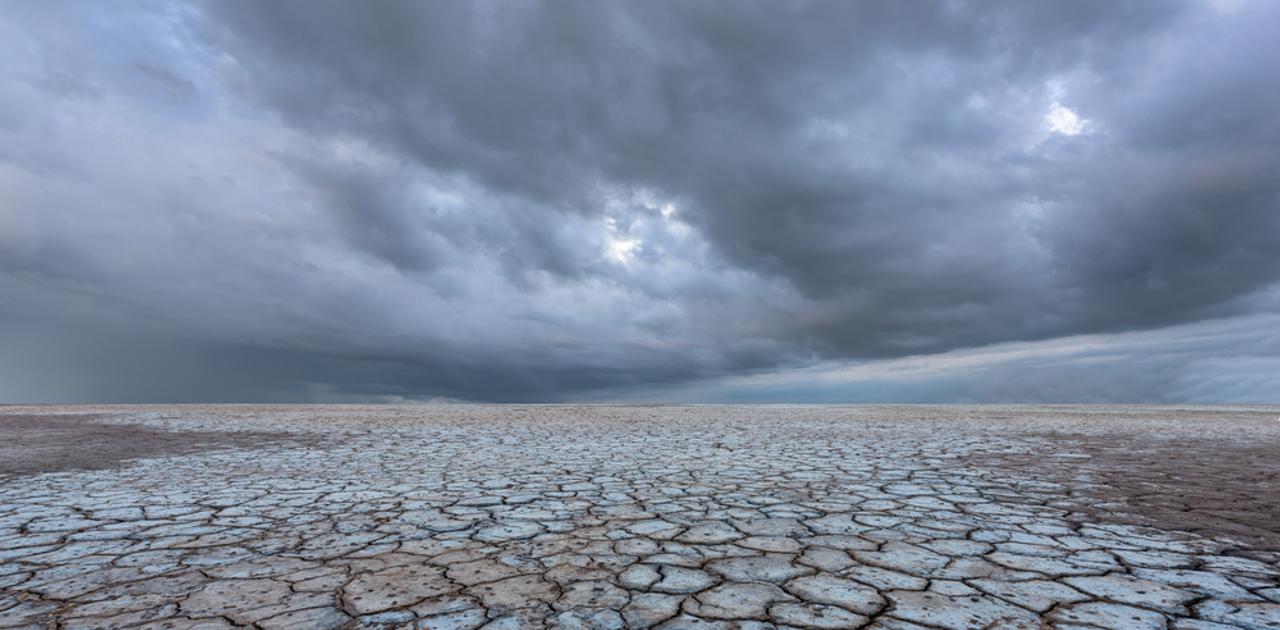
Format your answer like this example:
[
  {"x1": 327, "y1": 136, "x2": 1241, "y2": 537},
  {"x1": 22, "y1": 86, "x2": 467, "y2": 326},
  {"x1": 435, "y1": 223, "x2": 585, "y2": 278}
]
[{"x1": 1, "y1": 405, "x2": 1279, "y2": 629}]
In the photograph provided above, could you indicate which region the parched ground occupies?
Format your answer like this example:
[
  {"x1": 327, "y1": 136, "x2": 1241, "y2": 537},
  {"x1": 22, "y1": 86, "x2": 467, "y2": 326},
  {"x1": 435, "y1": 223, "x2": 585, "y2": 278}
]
[{"x1": 1, "y1": 405, "x2": 1278, "y2": 630}]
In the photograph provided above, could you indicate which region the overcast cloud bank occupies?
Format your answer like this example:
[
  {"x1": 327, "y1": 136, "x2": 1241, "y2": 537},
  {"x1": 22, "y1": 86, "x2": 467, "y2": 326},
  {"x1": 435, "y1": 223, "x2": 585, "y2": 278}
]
[{"x1": 1, "y1": 1, "x2": 1277, "y2": 402}]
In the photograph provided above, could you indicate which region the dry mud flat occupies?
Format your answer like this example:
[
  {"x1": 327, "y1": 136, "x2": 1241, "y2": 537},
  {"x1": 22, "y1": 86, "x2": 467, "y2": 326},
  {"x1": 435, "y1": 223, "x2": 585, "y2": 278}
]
[{"x1": 1, "y1": 405, "x2": 1278, "y2": 630}]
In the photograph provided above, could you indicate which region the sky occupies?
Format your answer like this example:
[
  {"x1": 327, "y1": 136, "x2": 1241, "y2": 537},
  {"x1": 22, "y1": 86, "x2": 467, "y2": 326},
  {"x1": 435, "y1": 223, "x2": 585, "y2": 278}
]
[{"x1": 1, "y1": 0, "x2": 1278, "y2": 404}]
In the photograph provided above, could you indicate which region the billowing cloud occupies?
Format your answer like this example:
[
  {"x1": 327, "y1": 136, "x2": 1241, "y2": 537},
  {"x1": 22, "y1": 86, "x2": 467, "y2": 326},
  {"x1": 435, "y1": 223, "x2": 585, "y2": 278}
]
[{"x1": 1, "y1": 1, "x2": 1277, "y2": 402}]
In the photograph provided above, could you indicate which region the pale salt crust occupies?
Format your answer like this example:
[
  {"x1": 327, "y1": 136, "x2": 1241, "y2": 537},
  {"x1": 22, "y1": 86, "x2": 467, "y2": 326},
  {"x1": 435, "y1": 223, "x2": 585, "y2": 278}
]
[{"x1": 1, "y1": 405, "x2": 1278, "y2": 629}]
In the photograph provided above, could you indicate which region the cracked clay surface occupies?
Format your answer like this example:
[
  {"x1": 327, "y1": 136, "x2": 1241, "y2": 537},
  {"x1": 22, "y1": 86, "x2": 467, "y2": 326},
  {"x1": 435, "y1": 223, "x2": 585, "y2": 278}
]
[{"x1": 1, "y1": 404, "x2": 1278, "y2": 629}]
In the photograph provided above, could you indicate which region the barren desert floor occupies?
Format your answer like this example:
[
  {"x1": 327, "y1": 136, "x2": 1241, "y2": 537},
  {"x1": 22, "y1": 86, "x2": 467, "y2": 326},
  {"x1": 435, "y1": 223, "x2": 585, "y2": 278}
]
[{"x1": 1, "y1": 405, "x2": 1278, "y2": 629}]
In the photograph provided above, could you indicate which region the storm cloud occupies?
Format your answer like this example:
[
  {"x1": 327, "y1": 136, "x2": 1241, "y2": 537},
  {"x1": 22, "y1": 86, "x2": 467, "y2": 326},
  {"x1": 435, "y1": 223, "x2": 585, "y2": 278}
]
[{"x1": 1, "y1": 0, "x2": 1277, "y2": 402}]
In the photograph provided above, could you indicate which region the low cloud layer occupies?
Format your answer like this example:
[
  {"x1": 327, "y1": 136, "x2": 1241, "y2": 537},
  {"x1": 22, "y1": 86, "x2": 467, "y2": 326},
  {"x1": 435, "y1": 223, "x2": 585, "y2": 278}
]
[{"x1": 2, "y1": 1, "x2": 1278, "y2": 402}]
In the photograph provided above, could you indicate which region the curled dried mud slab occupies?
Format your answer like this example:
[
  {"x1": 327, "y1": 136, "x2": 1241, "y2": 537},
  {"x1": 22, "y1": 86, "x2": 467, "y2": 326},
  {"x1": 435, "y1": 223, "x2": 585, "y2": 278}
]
[{"x1": 0, "y1": 405, "x2": 1277, "y2": 629}]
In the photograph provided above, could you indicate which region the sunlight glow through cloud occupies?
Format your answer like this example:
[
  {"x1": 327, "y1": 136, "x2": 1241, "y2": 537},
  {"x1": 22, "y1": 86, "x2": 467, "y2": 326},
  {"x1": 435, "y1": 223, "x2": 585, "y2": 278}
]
[{"x1": 1045, "y1": 103, "x2": 1087, "y2": 135}]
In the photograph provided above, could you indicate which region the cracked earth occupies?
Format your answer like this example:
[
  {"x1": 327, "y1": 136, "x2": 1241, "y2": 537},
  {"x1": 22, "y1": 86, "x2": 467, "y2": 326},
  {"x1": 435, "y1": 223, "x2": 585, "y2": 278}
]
[{"x1": 1, "y1": 405, "x2": 1278, "y2": 630}]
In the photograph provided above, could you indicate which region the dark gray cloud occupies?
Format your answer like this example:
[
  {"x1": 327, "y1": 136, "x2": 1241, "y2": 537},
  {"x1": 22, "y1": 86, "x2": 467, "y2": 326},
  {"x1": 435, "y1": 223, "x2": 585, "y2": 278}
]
[{"x1": 1, "y1": 1, "x2": 1277, "y2": 402}]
